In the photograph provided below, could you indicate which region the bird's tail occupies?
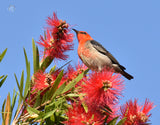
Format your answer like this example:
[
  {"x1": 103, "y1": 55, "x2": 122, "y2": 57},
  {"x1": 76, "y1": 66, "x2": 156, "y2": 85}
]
[{"x1": 121, "y1": 70, "x2": 133, "y2": 80}]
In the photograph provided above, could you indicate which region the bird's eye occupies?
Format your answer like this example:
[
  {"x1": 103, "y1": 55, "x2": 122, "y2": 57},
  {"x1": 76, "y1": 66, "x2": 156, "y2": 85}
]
[{"x1": 80, "y1": 32, "x2": 87, "y2": 34}]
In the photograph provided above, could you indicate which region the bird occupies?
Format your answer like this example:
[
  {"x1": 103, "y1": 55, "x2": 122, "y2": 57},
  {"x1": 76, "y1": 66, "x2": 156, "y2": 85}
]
[{"x1": 72, "y1": 29, "x2": 133, "y2": 80}]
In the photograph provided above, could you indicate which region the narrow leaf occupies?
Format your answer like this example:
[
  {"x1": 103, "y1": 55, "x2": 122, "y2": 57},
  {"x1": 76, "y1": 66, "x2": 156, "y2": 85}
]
[
  {"x1": 2, "y1": 99, "x2": 6, "y2": 124},
  {"x1": 101, "y1": 105, "x2": 113, "y2": 115},
  {"x1": 41, "y1": 91, "x2": 49, "y2": 104},
  {"x1": 20, "y1": 70, "x2": 24, "y2": 96},
  {"x1": 36, "y1": 46, "x2": 40, "y2": 69},
  {"x1": 4, "y1": 94, "x2": 11, "y2": 125},
  {"x1": 0, "y1": 75, "x2": 7, "y2": 88},
  {"x1": 32, "y1": 38, "x2": 39, "y2": 73},
  {"x1": 107, "y1": 117, "x2": 119, "y2": 125},
  {"x1": 67, "y1": 93, "x2": 79, "y2": 97},
  {"x1": 49, "y1": 65, "x2": 56, "y2": 74},
  {"x1": 33, "y1": 93, "x2": 41, "y2": 108},
  {"x1": 117, "y1": 117, "x2": 127, "y2": 125},
  {"x1": 0, "y1": 48, "x2": 7, "y2": 62},
  {"x1": 10, "y1": 90, "x2": 18, "y2": 124},
  {"x1": 80, "y1": 95, "x2": 88, "y2": 113},
  {"x1": 49, "y1": 70, "x2": 63, "y2": 99},
  {"x1": 52, "y1": 82, "x2": 66, "y2": 97},
  {"x1": 23, "y1": 48, "x2": 29, "y2": 67},
  {"x1": 11, "y1": 88, "x2": 18, "y2": 111},
  {"x1": 23, "y1": 48, "x2": 31, "y2": 98},
  {"x1": 82, "y1": 101, "x2": 88, "y2": 113},
  {"x1": 0, "y1": 75, "x2": 4, "y2": 79},
  {"x1": 45, "y1": 117, "x2": 55, "y2": 125},
  {"x1": 27, "y1": 106, "x2": 40, "y2": 115},
  {"x1": 14, "y1": 74, "x2": 24, "y2": 100},
  {"x1": 24, "y1": 62, "x2": 30, "y2": 98},
  {"x1": 62, "y1": 69, "x2": 89, "y2": 93},
  {"x1": 43, "y1": 109, "x2": 56, "y2": 119},
  {"x1": 40, "y1": 56, "x2": 53, "y2": 71}
]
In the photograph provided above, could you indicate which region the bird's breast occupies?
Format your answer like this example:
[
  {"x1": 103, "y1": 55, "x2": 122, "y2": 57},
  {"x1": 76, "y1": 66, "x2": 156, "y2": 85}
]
[
  {"x1": 78, "y1": 45, "x2": 91, "y2": 58},
  {"x1": 78, "y1": 42, "x2": 112, "y2": 71}
]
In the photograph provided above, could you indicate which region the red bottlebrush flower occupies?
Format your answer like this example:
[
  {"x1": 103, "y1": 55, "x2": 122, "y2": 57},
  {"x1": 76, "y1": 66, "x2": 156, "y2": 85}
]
[
  {"x1": 120, "y1": 99, "x2": 154, "y2": 125},
  {"x1": 46, "y1": 12, "x2": 74, "y2": 42},
  {"x1": 82, "y1": 69, "x2": 124, "y2": 109},
  {"x1": 37, "y1": 12, "x2": 74, "y2": 60},
  {"x1": 32, "y1": 71, "x2": 54, "y2": 93},
  {"x1": 65, "y1": 103, "x2": 103, "y2": 125},
  {"x1": 25, "y1": 71, "x2": 54, "y2": 108},
  {"x1": 26, "y1": 70, "x2": 66, "y2": 108}
]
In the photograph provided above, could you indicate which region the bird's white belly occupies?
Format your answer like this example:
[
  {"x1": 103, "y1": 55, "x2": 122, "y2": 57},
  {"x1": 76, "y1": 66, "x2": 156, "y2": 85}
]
[{"x1": 80, "y1": 50, "x2": 112, "y2": 71}]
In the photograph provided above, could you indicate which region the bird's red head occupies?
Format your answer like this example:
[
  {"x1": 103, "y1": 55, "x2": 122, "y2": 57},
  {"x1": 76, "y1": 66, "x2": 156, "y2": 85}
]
[{"x1": 72, "y1": 29, "x2": 93, "y2": 44}]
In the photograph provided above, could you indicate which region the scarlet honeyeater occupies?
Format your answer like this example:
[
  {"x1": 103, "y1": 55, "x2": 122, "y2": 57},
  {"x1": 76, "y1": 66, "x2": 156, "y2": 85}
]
[{"x1": 73, "y1": 29, "x2": 133, "y2": 80}]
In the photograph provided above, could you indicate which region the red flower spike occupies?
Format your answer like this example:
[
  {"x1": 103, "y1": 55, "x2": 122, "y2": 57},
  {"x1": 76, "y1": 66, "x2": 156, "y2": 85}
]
[
  {"x1": 46, "y1": 12, "x2": 74, "y2": 43},
  {"x1": 82, "y1": 69, "x2": 124, "y2": 109},
  {"x1": 46, "y1": 12, "x2": 60, "y2": 30},
  {"x1": 24, "y1": 71, "x2": 55, "y2": 114},
  {"x1": 32, "y1": 71, "x2": 54, "y2": 93},
  {"x1": 65, "y1": 103, "x2": 103, "y2": 125},
  {"x1": 120, "y1": 99, "x2": 154, "y2": 125},
  {"x1": 37, "y1": 12, "x2": 74, "y2": 60}
]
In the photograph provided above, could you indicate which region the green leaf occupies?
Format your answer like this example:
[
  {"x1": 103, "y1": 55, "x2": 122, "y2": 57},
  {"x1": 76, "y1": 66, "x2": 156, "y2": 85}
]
[
  {"x1": 24, "y1": 62, "x2": 30, "y2": 98},
  {"x1": 66, "y1": 93, "x2": 79, "y2": 97},
  {"x1": 41, "y1": 91, "x2": 50, "y2": 104},
  {"x1": 20, "y1": 70, "x2": 24, "y2": 95},
  {"x1": 107, "y1": 117, "x2": 119, "y2": 125},
  {"x1": 104, "y1": 115, "x2": 109, "y2": 124},
  {"x1": 52, "y1": 82, "x2": 66, "y2": 97},
  {"x1": 17, "y1": 70, "x2": 24, "y2": 109},
  {"x1": 14, "y1": 74, "x2": 24, "y2": 100},
  {"x1": 62, "y1": 69, "x2": 89, "y2": 93},
  {"x1": 49, "y1": 70, "x2": 64, "y2": 100},
  {"x1": 43, "y1": 109, "x2": 56, "y2": 119},
  {"x1": 0, "y1": 48, "x2": 7, "y2": 62},
  {"x1": 82, "y1": 101, "x2": 88, "y2": 113},
  {"x1": 23, "y1": 48, "x2": 31, "y2": 98},
  {"x1": 45, "y1": 117, "x2": 55, "y2": 125},
  {"x1": 53, "y1": 97, "x2": 66, "y2": 108},
  {"x1": 79, "y1": 95, "x2": 88, "y2": 113},
  {"x1": 49, "y1": 65, "x2": 56, "y2": 74},
  {"x1": 27, "y1": 106, "x2": 40, "y2": 115},
  {"x1": 23, "y1": 48, "x2": 29, "y2": 67},
  {"x1": 0, "y1": 75, "x2": 7, "y2": 88},
  {"x1": 0, "y1": 75, "x2": 4, "y2": 79},
  {"x1": 117, "y1": 117, "x2": 127, "y2": 125},
  {"x1": 40, "y1": 56, "x2": 53, "y2": 71},
  {"x1": 9, "y1": 90, "x2": 18, "y2": 124},
  {"x1": 2, "y1": 99, "x2": 6, "y2": 124},
  {"x1": 11, "y1": 88, "x2": 18, "y2": 111},
  {"x1": 3, "y1": 93, "x2": 11, "y2": 125},
  {"x1": 32, "y1": 38, "x2": 39, "y2": 73},
  {"x1": 101, "y1": 105, "x2": 112, "y2": 115},
  {"x1": 33, "y1": 92, "x2": 41, "y2": 108}
]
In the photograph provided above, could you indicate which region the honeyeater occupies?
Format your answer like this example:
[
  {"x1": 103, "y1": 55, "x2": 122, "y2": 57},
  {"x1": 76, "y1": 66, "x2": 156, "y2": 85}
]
[{"x1": 73, "y1": 29, "x2": 133, "y2": 80}]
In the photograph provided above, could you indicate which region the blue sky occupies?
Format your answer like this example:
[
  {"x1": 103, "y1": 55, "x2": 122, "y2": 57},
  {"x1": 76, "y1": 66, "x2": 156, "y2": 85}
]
[{"x1": 0, "y1": 0, "x2": 159, "y2": 124}]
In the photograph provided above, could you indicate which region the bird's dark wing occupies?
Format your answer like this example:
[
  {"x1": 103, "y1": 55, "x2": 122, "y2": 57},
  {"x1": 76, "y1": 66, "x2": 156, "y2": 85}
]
[{"x1": 89, "y1": 40, "x2": 126, "y2": 70}]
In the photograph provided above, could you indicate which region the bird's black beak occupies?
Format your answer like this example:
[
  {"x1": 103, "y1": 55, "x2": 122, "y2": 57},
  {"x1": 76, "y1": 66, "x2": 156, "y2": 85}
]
[{"x1": 72, "y1": 29, "x2": 79, "y2": 34}]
